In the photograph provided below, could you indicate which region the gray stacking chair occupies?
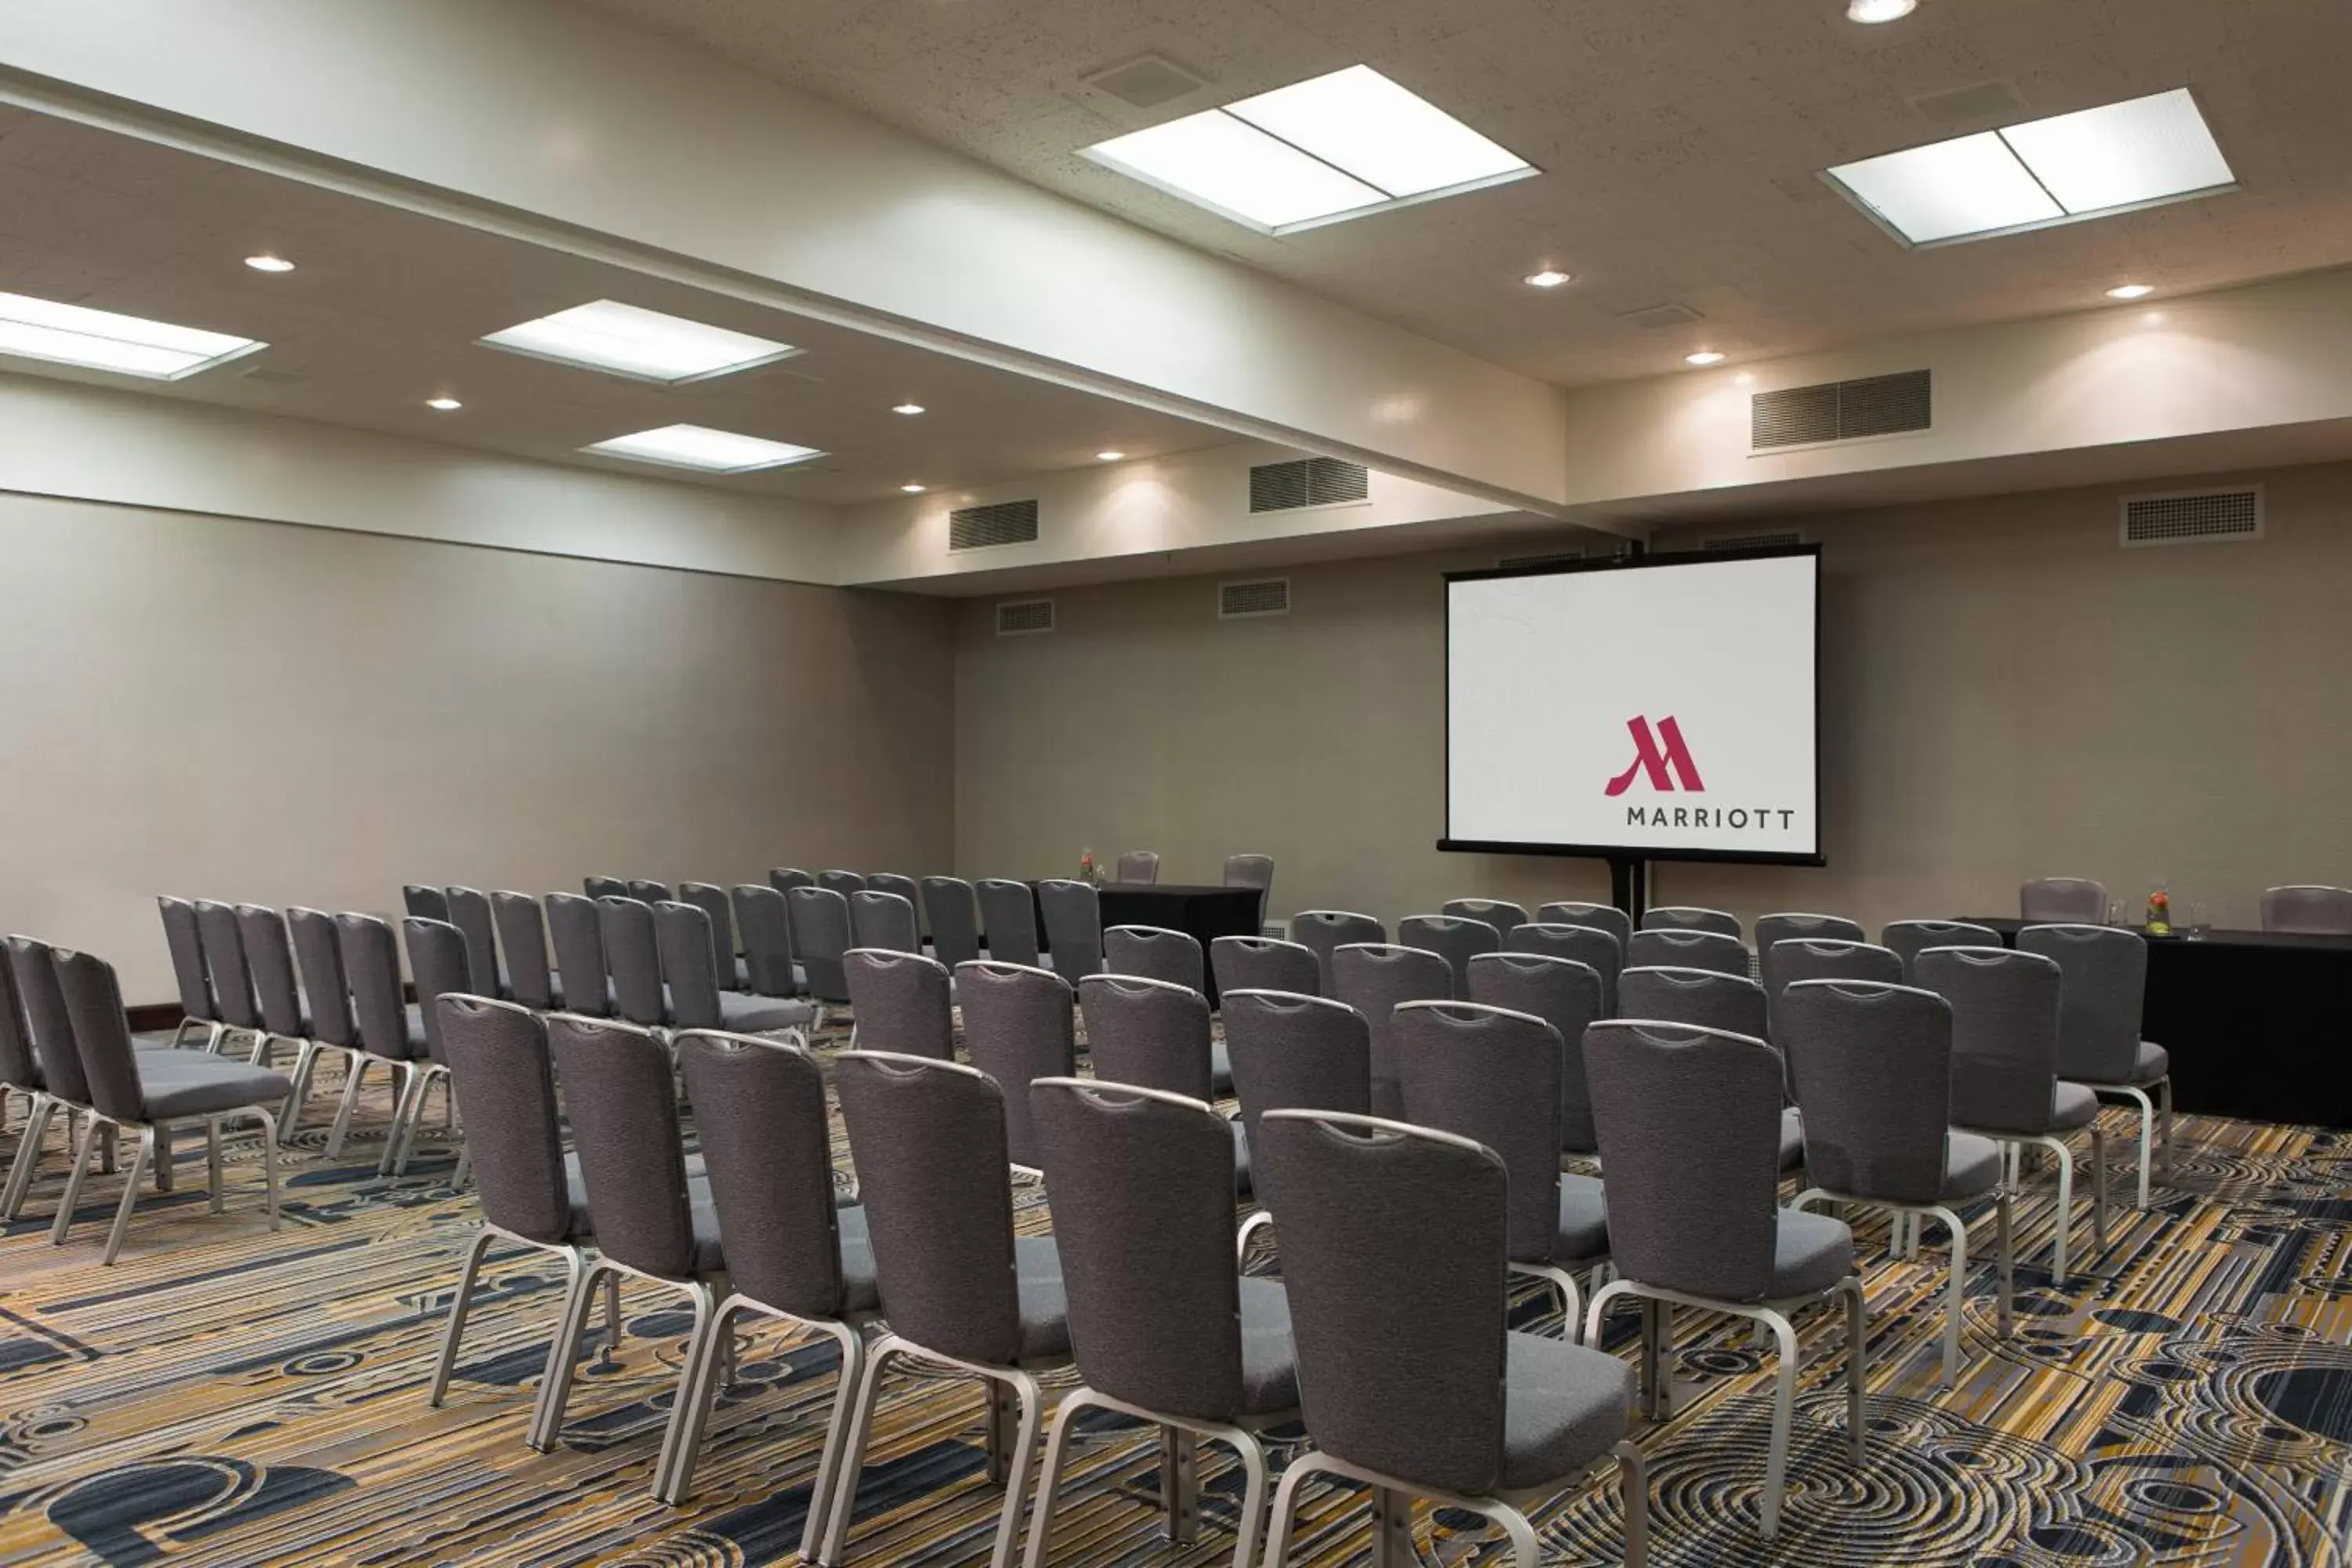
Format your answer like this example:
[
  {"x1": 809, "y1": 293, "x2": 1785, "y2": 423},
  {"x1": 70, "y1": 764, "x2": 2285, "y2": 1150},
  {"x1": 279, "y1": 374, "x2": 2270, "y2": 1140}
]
[
  {"x1": 326, "y1": 913, "x2": 430, "y2": 1163},
  {"x1": 1392, "y1": 1000, "x2": 1606, "y2": 1337},
  {"x1": 786, "y1": 885, "x2": 855, "y2": 1008},
  {"x1": 1398, "y1": 913, "x2": 1499, "y2": 997},
  {"x1": 1330, "y1": 942, "x2": 1452, "y2": 1120},
  {"x1": 2263, "y1": 884, "x2": 2352, "y2": 935},
  {"x1": 924, "y1": 877, "x2": 985, "y2": 968},
  {"x1": 1255, "y1": 1109, "x2": 1648, "y2": 1568},
  {"x1": 492, "y1": 891, "x2": 564, "y2": 1011},
  {"x1": 583, "y1": 875, "x2": 627, "y2": 902},
  {"x1": 445, "y1": 887, "x2": 507, "y2": 999},
  {"x1": 544, "y1": 892, "x2": 610, "y2": 1018},
  {"x1": 678, "y1": 881, "x2": 748, "y2": 991},
  {"x1": 662, "y1": 1031, "x2": 880, "y2": 1517},
  {"x1": 1626, "y1": 926, "x2": 1749, "y2": 978},
  {"x1": 977, "y1": 879, "x2": 1045, "y2": 969},
  {"x1": 2020, "y1": 877, "x2": 2106, "y2": 923},
  {"x1": 597, "y1": 897, "x2": 673, "y2": 1035},
  {"x1": 956, "y1": 961, "x2": 1077, "y2": 1173},
  {"x1": 1441, "y1": 898, "x2": 1530, "y2": 939},
  {"x1": 867, "y1": 874, "x2": 924, "y2": 938},
  {"x1": 1755, "y1": 913, "x2": 1865, "y2": 953},
  {"x1": 535, "y1": 1014, "x2": 727, "y2": 1483},
  {"x1": 389, "y1": 917, "x2": 470, "y2": 1178},
  {"x1": 1468, "y1": 952, "x2": 1606, "y2": 1160},
  {"x1": 769, "y1": 866, "x2": 816, "y2": 900},
  {"x1": 1641, "y1": 906, "x2": 1743, "y2": 940},
  {"x1": 1537, "y1": 901, "x2": 1634, "y2": 953},
  {"x1": 1, "y1": 949, "x2": 52, "y2": 1219},
  {"x1": 1078, "y1": 974, "x2": 1248, "y2": 1192},
  {"x1": 195, "y1": 898, "x2": 267, "y2": 1062},
  {"x1": 1915, "y1": 946, "x2": 2107, "y2": 1283},
  {"x1": 3, "y1": 938, "x2": 78, "y2": 1224},
  {"x1": 1104, "y1": 924, "x2": 1205, "y2": 993},
  {"x1": 1780, "y1": 979, "x2": 2013, "y2": 1385},
  {"x1": 2020, "y1": 923, "x2": 2173, "y2": 1208},
  {"x1": 1221, "y1": 854, "x2": 1275, "y2": 923},
  {"x1": 234, "y1": 906, "x2": 317, "y2": 1138},
  {"x1": 404, "y1": 884, "x2": 452, "y2": 922},
  {"x1": 656, "y1": 902, "x2": 813, "y2": 1038},
  {"x1": 824, "y1": 1051, "x2": 1074, "y2": 1568},
  {"x1": 48, "y1": 944, "x2": 289, "y2": 1264},
  {"x1": 1621, "y1": 965, "x2": 1800, "y2": 1171},
  {"x1": 627, "y1": 878, "x2": 673, "y2": 906},
  {"x1": 158, "y1": 895, "x2": 226, "y2": 1051},
  {"x1": 817, "y1": 869, "x2": 868, "y2": 899},
  {"x1": 732, "y1": 884, "x2": 800, "y2": 999},
  {"x1": 1116, "y1": 850, "x2": 1160, "y2": 885},
  {"x1": 1881, "y1": 920, "x2": 2002, "y2": 981},
  {"x1": 1504, "y1": 923, "x2": 1623, "y2": 1018},
  {"x1": 1759, "y1": 939, "x2": 1903, "y2": 1034},
  {"x1": 1583, "y1": 1019, "x2": 1864, "y2": 1540},
  {"x1": 1210, "y1": 936, "x2": 1319, "y2": 1001},
  {"x1": 843, "y1": 949, "x2": 953, "y2": 1059},
  {"x1": 283, "y1": 907, "x2": 365, "y2": 1138},
  {"x1": 849, "y1": 890, "x2": 922, "y2": 956},
  {"x1": 1219, "y1": 989, "x2": 1370, "y2": 1260},
  {"x1": 1038, "y1": 879, "x2": 1104, "y2": 989},
  {"x1": 1023, "y1": 1080, "x2": 1298, "y2": 1568},
  {"x1": 1287, "y1": 910, "x2": 1382, "y2": 993}
]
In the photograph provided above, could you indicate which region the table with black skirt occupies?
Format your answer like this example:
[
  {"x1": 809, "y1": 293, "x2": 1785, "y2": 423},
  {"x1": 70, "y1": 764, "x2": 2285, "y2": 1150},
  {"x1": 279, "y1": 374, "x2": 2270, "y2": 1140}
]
[{"x1": 1029, "y1": 882, "x2": 1265, "y2": 1005}]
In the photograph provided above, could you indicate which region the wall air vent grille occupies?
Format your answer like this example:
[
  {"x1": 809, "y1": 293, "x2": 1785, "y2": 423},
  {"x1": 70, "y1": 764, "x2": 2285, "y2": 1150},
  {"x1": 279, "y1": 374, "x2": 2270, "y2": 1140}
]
[
  {"x1": 949, "y1": 499, "x2": 1040, "y2": 551},
  {"x1": 1218, "y1": 578, "x2": 1292, "y2": 619},
  {"x1": 2121, "y1": 487, "x2": 2263, "y2": 547},
  {"x1": 1706, "y1": 531, "x2": 1805, "y2": 552},
  {"x1": 995, "y1": 598, "x2": 1055, "y2": 636},
  {"x1": 1250, "y1": 456, "x2": 1370, "y2": 513},
  {"x1": 1752, "y1": 370, "x2": 1931, "y2": 450}
]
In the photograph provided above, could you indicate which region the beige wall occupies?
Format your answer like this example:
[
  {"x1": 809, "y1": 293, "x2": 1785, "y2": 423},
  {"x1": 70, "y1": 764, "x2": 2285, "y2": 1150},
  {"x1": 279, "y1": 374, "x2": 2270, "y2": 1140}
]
[
  {"x1": 0, "y1": 492, "x2": 956, "y2": 1002},
  {"x1": 953, "y1": 461, "x2": 2352, "y2": 938}
]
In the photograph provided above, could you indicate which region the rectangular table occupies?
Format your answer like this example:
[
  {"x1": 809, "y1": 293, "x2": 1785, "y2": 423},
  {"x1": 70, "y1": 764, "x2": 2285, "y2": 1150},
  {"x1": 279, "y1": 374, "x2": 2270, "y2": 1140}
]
[
  {"x1": 1029, "y1": 882, "x2": 1265, "y2": 1005},
  {"x1": 1968, "y1": 919, "x2": 2352, "y2": 1128}
]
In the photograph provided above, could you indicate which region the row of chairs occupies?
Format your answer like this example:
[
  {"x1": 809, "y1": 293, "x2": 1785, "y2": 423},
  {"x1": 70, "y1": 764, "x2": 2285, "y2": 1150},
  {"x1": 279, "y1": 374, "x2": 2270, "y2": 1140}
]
[{"x1": 2024, "y1": 875, "x2": 2352, "y2": 933}]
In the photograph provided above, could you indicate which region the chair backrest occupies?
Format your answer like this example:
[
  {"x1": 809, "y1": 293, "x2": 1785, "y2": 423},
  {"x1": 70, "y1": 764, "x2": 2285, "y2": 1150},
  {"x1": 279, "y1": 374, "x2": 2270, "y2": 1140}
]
[
  {"x1": 654, "y1": 901, "x2": 729, "y2": 1032},
  {"x1": 1253, "y1": 1110, "x2": 1508, "y2": 1494},
  {"x1": 1780, "y1": 980, "x2": 1955, "y2": 1205},
  {"x1": 1502, "y1": 923, "x2": 1623, "y2": 1017},
  {"x1": 544, "y1": 893, "x2": 609, "y2": 1018},
  {"x1": 1102, "y1": 925, "x2": 1204, "y2": 994},
  {"x1": 1392, "y1": 1001, "x2": 1563, "y2": 1265},
  {"x1": 194, "y1": 898, "x2": 261, "y2": 1030},
  {"x1": 678, "y1": 1030, "x2": 850, "y2": 1318},
  {"x1": 444, "y1": 887, "x2": 501, "y2": 996},
  {"x1": 404, "y1": 884, "x2": 452, "y2": 922},
  {"x1": 1221, "y1": 853, "x2": 1275, "y2": 902},
  {"x1": 6, "y1": 935, "x2": 92, "y2": 1105},
  {"x1": 1289, "y1": 910, "x2": 1385, "y2": 993},
  {"x1": 1116, "y1": 851, "x2": 1160, "y2": 885},
  {"x1": 956, "y1": 960, "x2": 1076, "y2": 1167},
  {"x1": 1218, "y1": 991, "x2": 1372, "y2": 1183},
  {"x1": 922, "y1": 877, "x2": 984, "y2": 968},
  {"x1": 1467, "y1": 951, "x2": 1604, "y2": 1155},
  {"x1": 849, "y1": 890, "x2": 922, "y2": 956},
  {"x1": 2263, "y1": 885, "x2": 2352, "y2": 935},
  {"x1": 785, "y1": 886, "x2": 855, "y2": 1004},
  {"x1": 491, "y1": 892, "x2": 560, "y2": 1011},
  {"x1": 1626, "y1": 926, "x2": 1749, "y2": 978},
  {"x1": 1210, "y1": 936, "x2": 1319, "y2": 1000},
  {"x1": 1078, "y1": 974, "x2": 1213, "y2": 1102},
  {"x1": 583, "y1": 875, "x2": 628, "y2": 902},
  {"x1": 975, "y1": 879, "x2": 1044, "y2": 968},
  {"x1": 1585, "y1": 1020, "x2": 1787, "y2": 1301},
  {"x1": 158, "y1": 895, "x2": 216, "y2": 1025},
  {"x1": 1914, "y1": 946, "x2": 2063, "y2": 1133},
  {"x1": 0, "y1": 941, "x2": 38, "y2": 1093},
  {"x1": 546, "y1": 1014, "x2": 702, "y2": 1279},
  {"x1": 1754, "y1": 912, "x2": 1865, "y2": 953},
  {"x1": 1330, "y1": 942, "x2": 1453, "y2": 1116},
  {"x1": 768, "y1": 866, "x2": 815, "y2": 897},
  {"x1": 1880, "y1": 920, "x2": 2002, "y2": 981},
  {"x1": 1033, "y1": 1079, "x2": 1246, "y2": 1421},
  {"x1": 2018, "y1": 923, "x2": 2147, "y2": 1083},
  {"x1": 1038, "y1": 880, "x2": 1104, "y2": 988},
  {"x1": 1537, "y1": 901, "x2": 1634, "y2": 952},
  {"x1": 336, "y1": 913, "x2": 419, "y2": 1064},
  {"x1": 677, "y1": 882, "x2": 739, "y2": 978},
  {"x1": 288, "y1": 907, "x2": 356, "y2": 1047},
  {"x1": 404, "y1": 917, "x2": 472, "y2": 1065},
  {"x1": 844, "y1": 949, "x2": 955, "y2": 1060},
  {"x1": 438, "y1": 995, "x2": 572, "y2": 1243},
  {"x1": 626, "y1": 879, "x2": 673, "y2": 906},
  {"x1": 2020, "y1": 877, "x2": 2106, "y2": 923},
  {"x1": 817, "y1": 869, "x2": 868, "y2": 898},
  {"x1": 1619, "y1": 964, "x2": 1769, "y2": 1040},
  {"x1": 731, "y1": 884, "x2": 798, "y2": 997},
  {"x1": 1439, "y1": 898, "x2": 1530, "y2": 939},
  {"x1": 867, "y1": 874, "x2": 924, "y2": 935},
  {"x1": 835, "y1": 1051, "x2": 1023, "y2": 1363},
  {"x1": 1641, "y1": 906, "x2": 1743, "y2": 940},
  {"x1": 1760, "y1": 939, "x2": 1903, "y2": 1004},
  {"x1": 234, "y1": 904, "x2": 308, "y2": 1038},
  {"x1": 51, "y1": 947, "x2": 148, "y2": 1122},
  {"x1": 1397, "y1": 914, "x2": 1498, "y2": 996},
  {"x1": 596, "y1": 897, "x2": 667, "y2": 1029}
]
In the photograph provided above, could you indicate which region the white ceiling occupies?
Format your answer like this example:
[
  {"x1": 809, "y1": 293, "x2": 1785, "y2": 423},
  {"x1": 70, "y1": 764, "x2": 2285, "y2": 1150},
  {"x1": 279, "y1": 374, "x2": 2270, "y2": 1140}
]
[
  {"x1": 573, "y1": 0, "x2": 2352, "y2": 386},
  {"x1": 0, "y1": 105, "x2": 1232, "y2": 503}
]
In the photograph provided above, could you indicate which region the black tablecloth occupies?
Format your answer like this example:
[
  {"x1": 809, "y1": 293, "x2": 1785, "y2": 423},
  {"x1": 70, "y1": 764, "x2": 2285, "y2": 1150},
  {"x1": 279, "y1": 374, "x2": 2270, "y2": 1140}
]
[
  {"x1": 1967, "y1": 919, "x2": 2352, "y2": 1128},
  {"x1": 1031, "y1": 882, "x2": 1265, "y2": 1005}
]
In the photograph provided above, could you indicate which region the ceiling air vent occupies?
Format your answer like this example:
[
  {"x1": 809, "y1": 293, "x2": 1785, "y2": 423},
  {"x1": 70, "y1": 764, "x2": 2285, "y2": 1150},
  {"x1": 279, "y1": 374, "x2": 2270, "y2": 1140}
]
[
  {"x1": 1497, "y1": 548, "x2": 1586, "y2": 571},
  {"x1": 1250, "y1": 456, "x2": 1370, "y2": 514},
  {"x1": 1752, "y1": 370, "x2": 1930, "y2": 451},
  {"x1": 1218, "y1": 578, "x2": 1291, "y2": 619},
  {"x1": 1706, "y1": 530, "x2": 1805, "y2": 552},
  {"x1": 949, "y1": 499, "x2": 1040, "y2": 552},
  {"x1": 1620, "y1": 303, "x2": 1702, "y2": 331},
  {"x1": 2121, "y1": 486, "x2": 2263, "y2": 547},
  {"x1": 995, "y1": 598, "x2": 1055, "y2": 637}
]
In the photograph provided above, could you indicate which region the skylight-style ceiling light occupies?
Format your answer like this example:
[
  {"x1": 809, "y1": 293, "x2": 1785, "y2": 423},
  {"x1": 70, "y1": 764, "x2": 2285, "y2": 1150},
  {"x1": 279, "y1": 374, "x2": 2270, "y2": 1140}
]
[
  {"x1": 891, "y1": 402, "x2": 926, "y2": 415},
  {"x1": 426, "y1": 395, "x2": 463, "y2": 411},
  {"x1": 1083, "y1": 64, "x2": 1536, "y2": 234},
  {"x1": 2105, "y1": 283, "x2": 2154, "y2": 300},
  {"x1": 243, "y1": 254, "x2": 296, "y2": 273},
  {"x1": 482, "y1": 299, "x2": 796, "y2": 383},
  {"x1": 1524, "y1": 269, "x2": 1573, "y2": 289},
  {"x1": 0, "y1": 291, "x2": 263, "y2": 379},
  {"x1": 583, "y1": 423, "x2": 825, "y2": 474},
  {"x1": 1685, "y1": 350, "x2": 1726, "y2": 366},
  {"x1": 1824, "y1": 88, "x2": 2234, "y2": 247}
]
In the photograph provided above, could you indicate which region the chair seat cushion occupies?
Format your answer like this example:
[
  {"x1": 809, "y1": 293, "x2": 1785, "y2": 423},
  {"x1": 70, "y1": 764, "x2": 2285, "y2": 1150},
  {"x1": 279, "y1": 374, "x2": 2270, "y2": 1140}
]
[
  {"x1": 1555, "y1": 1173, "x2": 1610, "y2": 1262},
  {"x1": 718, "y1": 991, "x2": 817, "y2": 1033},
  {"x1": 2126, "y1": 1040, "x2": 2169, "y2": 1085},
  {"x1": 135, "y1": 1055, "x2": 296, "y2": 1120},
  {"x1": 1941, "y1": 1131, "x2": 2003, "y2": 1200},
  {"x1": 1779, "y1": 1106, "x2": 1806, "y2": 1173},
  {"x1": 1014, "y1": 1232, "x2": 1072, "y2": 1360},
  {"x1": 1236, "y1": 1276, "x2": 1299, "y2": 1414},
  {"x1": 1499, "y1": 1330, "x2": 1637, "y2": 1490},
  {"x1": 2052, "y1": 1080, "x2": 2100, "y2": 1128},
  {"x1": 1210, "y1": 1040, "x2": 1234, "y2": 1098},
  {"x1": 1771, "y1": 1207, "x2": 1853, "y2": 1299},
  {"x1": 836, "y1": 1203, "x2": 880, "y2": 1312},
  {"x1": 1231, "y1": 1117, "x2": 1253, "y2": 1198}
]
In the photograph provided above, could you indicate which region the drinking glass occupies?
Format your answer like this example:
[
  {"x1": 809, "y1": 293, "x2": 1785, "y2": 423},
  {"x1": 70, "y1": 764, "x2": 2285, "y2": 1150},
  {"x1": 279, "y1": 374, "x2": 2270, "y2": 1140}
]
[
  {"x1": 2107, "y1": 898, "x2": 2128, "y2": 929},
  {"x1": 2189, "y1": 902, "x2": 2211, "y2": 940}
]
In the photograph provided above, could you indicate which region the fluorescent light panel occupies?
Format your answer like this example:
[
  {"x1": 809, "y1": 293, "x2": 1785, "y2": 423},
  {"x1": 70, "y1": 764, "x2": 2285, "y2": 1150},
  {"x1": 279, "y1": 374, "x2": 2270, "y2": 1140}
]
[
  {"x1": 584, "y1": 424, "x2": 825, "y2": 474},
  {"x1": 0, "y1": 291, "x2": 263, "y2": 379},
  {"x1": 1826, "y1": 88, "x2": 2234, "y2": 246},
  {"x1": 1083, "y1": 65, "x2": 1534, "y2": 233},
  {"x1": 482, "y1": 299, "x2": 794, "y2": 383}
]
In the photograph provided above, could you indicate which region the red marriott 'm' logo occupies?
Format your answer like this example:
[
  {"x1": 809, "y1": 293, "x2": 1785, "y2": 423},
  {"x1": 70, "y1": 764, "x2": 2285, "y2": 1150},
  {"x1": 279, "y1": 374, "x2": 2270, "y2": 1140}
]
[{"x1": 1604, "y1": 716, "x2": 1704, "y2": 797}]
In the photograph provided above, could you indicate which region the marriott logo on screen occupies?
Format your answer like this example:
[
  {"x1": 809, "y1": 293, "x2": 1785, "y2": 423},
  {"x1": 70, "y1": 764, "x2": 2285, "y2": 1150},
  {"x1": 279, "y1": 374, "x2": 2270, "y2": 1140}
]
[{"x1": 1603, "y1": 716, "x2": 1798, "y2": 833}]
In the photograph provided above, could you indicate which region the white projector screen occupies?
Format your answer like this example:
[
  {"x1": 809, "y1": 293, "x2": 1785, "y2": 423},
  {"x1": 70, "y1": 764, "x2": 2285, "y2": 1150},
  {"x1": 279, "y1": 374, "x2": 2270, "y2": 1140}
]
[{"x1": 1443, "y1": 548, "x2": 1822, "y2": 865}]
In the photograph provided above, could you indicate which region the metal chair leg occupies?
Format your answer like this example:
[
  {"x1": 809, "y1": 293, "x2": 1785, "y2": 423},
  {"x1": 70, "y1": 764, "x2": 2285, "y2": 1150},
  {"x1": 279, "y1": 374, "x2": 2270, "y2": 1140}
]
[
  {"x1": 100, "y1": 1126, "x2": 157, "y2": 1265},
  {"x1": 798, "y1": 1323, "x2": 869, "y2": 1562},
  {"x1": 2, "y1": 1094, "x2": 56, "y2": 1219},
  {"x1": 1616, "y1": 1440, "x2": 1650, "y2": 1568},
  {"x1": 1842, "y1": 1277, "x2": 1867, "y2": 1463},
  {"x1": 429, "y1": 1229, "x2": 496, "y2": 1406},
  {"x1": 651, "y1": 1282, "x2": 719, "y2": 1502},
  {"x1": 205, "y1": 1118, "x2": 224, "y2": 1213},
  {"x1": 2091, "y1": 1123, "x2": 2110, "y2": 1249},
  {"x1": 1929, "y1": 1203, "x2": 1965, "y2": 1386},
  {"x1": 2047, "y1": 1135, "x2": 2074, "y2": 1285},
  {"x1": 49, "y1": 1111, "x2": 104, "y2": 1246},
  {"x1": 818, "y1": 1335, "x2": 902, "y2": 1567},
  {"x1": 325, "y1": 1057, "x2": 370, "y2": 1158},
  {"x1": 528, "y1": 1256, "x2": 606, "y2": 1452},
  {"x1": 279, "y1": 1039, "x2": 322, "y2": 1138},
  {"x1": 1022, "y1": 1387, "x2": 1094, "y2": 1568},
  {"x1": 1371, "y1": 1486, "x2": 1412, "y2": 1568},
  {"x1": 1158, "y1": 1424, "x2": 1200, "y2": 1544},
  {"x1": 1260, "y1": 1450, "x2": 1322, "y2": 1568},
  {"x1": 1757, "y1": 1308, "x2": 1799, "y2": 1539}
]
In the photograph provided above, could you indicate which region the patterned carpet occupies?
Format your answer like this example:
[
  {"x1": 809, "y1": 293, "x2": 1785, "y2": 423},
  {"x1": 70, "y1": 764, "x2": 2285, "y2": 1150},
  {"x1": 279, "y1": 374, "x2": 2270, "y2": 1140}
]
[{"x1": 4, "y1": 1033, "x2": 2350, "y2": 1567}]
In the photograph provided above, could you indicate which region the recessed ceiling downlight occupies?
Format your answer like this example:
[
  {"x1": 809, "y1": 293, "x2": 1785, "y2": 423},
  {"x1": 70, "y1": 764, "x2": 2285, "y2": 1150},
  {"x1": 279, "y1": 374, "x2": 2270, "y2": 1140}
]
[
  {"x1": 243, "y1": 254, "x2": 296, "y2": 273},
  {"x1": 1524, "y1": 269, "x2": 1573, "y2": 289},
  {"x1": 482, "y1": 299, "x2": 796, "y2": 383},
  {"x1": 426, "y1": 396, "x2": 463, "y2": 411},
  {"x1": 583, "y1": 424, "x2": 826, "y2": 474},
  {"x1": 0, "y1": 291, "x2": 263, "y2": 379},
  {"x1": 1686, "y1": 350, "x2": 1726, "y2": 367},
  {"x1": 1846, "y1": 0, "x2": 1916, "y2": 22},
  {"x1": 2106, "y1": 283, "x2": 2154, "y2": 300}
]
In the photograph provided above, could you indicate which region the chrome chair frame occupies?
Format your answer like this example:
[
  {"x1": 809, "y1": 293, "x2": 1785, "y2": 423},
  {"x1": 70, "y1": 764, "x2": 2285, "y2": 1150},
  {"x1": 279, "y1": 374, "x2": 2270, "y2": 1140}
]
[{"x1": 53, "y1": 1101, "x2": 281, "y2": 1265}]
